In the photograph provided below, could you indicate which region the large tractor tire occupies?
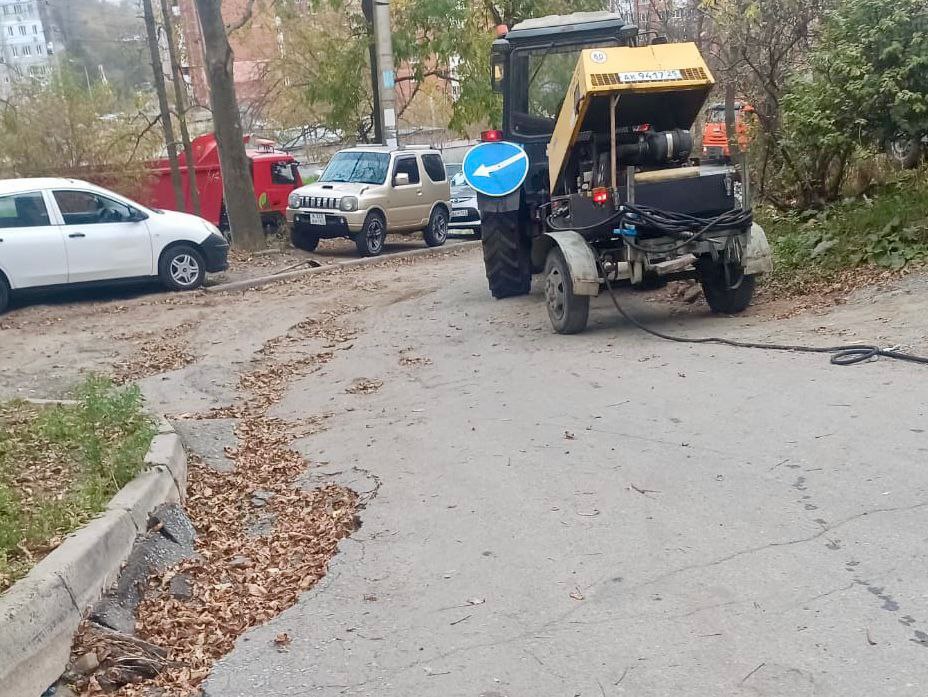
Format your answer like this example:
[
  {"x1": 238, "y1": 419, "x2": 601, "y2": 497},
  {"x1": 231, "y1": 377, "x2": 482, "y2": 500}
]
[{"x1": 481, "y1": 211, "x2": 531, "y2": 299}]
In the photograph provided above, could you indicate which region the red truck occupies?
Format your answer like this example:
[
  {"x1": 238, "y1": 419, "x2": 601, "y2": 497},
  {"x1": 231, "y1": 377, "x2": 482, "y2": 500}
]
[{"x1": 144, "y1": 133, "x2": 302, "y2": 231}]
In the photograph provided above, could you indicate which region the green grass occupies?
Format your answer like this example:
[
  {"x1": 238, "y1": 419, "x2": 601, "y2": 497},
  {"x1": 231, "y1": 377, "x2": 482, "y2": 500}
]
[
  {"x1": 0, "y1": 376, "x2": 155, "y2": 592},
  {"x1": 757, "y1": 169, "x2": 928, "y2": 292}
]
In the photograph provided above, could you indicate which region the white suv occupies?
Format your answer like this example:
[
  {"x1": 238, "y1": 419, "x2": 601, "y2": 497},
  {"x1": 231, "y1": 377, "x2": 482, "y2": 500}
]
[{"x1": 0, "y1": 178, "x2": 229, "y2": 314}]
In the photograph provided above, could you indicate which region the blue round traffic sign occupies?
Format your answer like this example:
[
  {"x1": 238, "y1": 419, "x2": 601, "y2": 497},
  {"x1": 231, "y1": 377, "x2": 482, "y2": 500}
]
[{"x1": 462, "y1": 141, "x2": 529, "y2": 197}]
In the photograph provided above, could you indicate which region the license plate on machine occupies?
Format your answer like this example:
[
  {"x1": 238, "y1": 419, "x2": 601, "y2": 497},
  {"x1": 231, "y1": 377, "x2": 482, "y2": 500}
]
[
  {"x1": 309, "y1": 213, "x2": 326, "y2": 226},
  {"x1": 451, "y1": 210, "x2": 467, "y2": 218}
]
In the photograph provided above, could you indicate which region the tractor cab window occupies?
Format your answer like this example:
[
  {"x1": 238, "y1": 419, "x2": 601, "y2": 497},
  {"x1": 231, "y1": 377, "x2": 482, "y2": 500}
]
[
  {"x1": 706, "y1": 109, "x2": 726, "y2": 123},
  {"x1": 509, "y1": 42, "x2": 615, "y2": 139}
]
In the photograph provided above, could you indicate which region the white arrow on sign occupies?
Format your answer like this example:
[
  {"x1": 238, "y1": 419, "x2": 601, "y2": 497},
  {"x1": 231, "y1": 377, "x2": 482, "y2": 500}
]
[{"x1": 471, "y1": 149, "x2": 528, "y2": 177}]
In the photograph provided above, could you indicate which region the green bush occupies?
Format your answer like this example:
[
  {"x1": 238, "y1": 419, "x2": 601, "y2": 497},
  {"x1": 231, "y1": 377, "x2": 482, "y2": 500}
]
[{"x1": 771, "y1": 0, "x2": 928, "y2": 205}]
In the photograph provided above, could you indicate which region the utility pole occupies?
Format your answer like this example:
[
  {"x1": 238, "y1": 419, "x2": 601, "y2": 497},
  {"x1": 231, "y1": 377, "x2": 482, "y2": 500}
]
[
  {"x1": 371, "y1": 0, "x2": 397, "y2": 147},
  {"x1": 160, "y1": 0, "x2": 201, "y2": 216},
  {"x1": 142, "y1": 0, "x2": 185, "y2": 211},
  {"x1": 361, "y1": 0, "x2": 383, "y2": 143}
]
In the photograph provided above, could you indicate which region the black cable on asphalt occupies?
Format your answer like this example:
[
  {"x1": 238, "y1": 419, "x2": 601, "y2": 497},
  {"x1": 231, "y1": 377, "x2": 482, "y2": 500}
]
[{"x1": 602, "y1": 276, "x2": 928, "y2": 367}]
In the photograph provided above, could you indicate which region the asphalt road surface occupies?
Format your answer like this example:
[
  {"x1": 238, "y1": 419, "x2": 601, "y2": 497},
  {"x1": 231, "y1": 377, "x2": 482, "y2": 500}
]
[
  {"x1": 207, "y1": 256, "x2": 926, "y2": 696},
  {"x1": 2, "y1": 246, "x2": 926, "y2": 696}
]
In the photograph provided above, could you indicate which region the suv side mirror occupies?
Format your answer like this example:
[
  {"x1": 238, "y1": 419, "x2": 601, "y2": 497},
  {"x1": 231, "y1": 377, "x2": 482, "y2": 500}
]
[{"x1": 393, "y1": 172, "x2": 410, "y2": 187}]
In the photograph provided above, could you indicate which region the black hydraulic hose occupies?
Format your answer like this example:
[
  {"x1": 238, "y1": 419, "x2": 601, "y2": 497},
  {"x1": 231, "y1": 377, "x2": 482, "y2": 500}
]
[{"x1": 602, "y1": 276, "x2": 928, "y2": 367}]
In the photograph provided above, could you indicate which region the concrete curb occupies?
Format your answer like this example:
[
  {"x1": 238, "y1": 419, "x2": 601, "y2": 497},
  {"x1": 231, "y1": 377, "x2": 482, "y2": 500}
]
[
  {"x1": 0, "y1": 412, "x2": 187, "y2": 697},
  {"x1": 207, "y1": 240, "x2": 482, "y2": 294}
]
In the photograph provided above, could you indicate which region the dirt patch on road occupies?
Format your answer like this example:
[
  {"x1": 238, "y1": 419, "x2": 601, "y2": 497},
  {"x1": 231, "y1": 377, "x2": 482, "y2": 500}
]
[{"x1": 71, "y1": 307, "x2": 364, "y2": 696}]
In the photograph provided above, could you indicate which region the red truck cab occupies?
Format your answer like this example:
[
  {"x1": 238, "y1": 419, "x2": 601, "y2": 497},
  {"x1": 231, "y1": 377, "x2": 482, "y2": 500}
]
[{"x1": 145, "y1": 133, "x2": 302, "y2": 231}]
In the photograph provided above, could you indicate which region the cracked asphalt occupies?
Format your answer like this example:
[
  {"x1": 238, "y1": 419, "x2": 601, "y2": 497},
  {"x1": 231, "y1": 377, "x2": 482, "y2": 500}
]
[
  {"x1": 194, "y1": 252, "x2": 927, "y2": 696},
  {"x1": 2, "y1": 246, "x2": 927, "y2": 695}
]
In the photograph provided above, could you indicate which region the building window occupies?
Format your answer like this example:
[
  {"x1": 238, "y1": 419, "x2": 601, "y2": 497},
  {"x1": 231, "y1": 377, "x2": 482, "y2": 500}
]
[
  {"x1": 6, "y1": 27, "x2": 12, "y2": 36},
  {"x1": 32, "y1": 24, "x2": 37, "y2": 34},
  {"x1": 19, "y1": 25, "x2": 26, "y2": 36},
  {"x1": 11, "y1": 46, "x2": 18, "y2": 57},
  {"x1": 22, "y1": 45, "x2": 30, "y2": 55}
]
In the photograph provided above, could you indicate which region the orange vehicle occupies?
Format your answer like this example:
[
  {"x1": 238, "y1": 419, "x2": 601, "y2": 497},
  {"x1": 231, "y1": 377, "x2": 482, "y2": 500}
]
[{"x1": 701, "y1": 102, "x2": 753, "y2": 162}]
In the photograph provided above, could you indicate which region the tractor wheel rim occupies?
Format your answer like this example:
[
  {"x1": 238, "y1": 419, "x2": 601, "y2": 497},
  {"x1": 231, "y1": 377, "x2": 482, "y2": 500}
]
[
  {"x1": 368, "y1": 220, "x2": 384, "y2": 252},
  {"x1": 170, "y1": 254, "x2": 200, "y2": 286},
  {"x1": 545, "y1": 267, "x2": 565, "y2": 320}
]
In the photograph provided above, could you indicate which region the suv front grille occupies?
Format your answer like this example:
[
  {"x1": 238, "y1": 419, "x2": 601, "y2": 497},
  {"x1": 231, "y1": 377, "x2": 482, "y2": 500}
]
[{"x1": 301, "y1": 196, "x2": 339, "y2": 210}]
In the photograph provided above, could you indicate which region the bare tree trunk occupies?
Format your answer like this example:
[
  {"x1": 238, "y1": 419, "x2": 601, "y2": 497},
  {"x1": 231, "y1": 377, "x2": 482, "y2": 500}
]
[
  {"x1": 160, "y1": 0, "x2": 201, "y2": 216},
  {"x1": 142, "y1": 0, "x2": 185, "y2": 211},
  {"x1": 192, "y1": 0, "x2": 264, "y2": 251}
]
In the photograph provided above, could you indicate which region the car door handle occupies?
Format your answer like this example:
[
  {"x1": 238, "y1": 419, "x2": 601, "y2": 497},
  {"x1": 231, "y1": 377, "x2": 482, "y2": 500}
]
[{"x1": 68, "y1": 232, "x2": 86, "y2": 238}]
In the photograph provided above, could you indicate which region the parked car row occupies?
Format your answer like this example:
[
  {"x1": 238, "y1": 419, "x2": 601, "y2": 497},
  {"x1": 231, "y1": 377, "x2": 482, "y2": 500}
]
[{"x1": 0, "y1": 146, "x2": 478, "y2": 314}]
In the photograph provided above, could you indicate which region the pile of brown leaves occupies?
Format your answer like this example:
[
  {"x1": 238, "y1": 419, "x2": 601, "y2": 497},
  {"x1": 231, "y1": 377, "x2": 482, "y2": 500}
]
[
  {"x1": 345, "y1": 378, "x2": 383, "y2": 395},
  {"x1": 72, "y1": 308, "x2": 363, "y2": 696},
  {"x1": 112, "y1": 323, "x2": 196, "y2": 384}
]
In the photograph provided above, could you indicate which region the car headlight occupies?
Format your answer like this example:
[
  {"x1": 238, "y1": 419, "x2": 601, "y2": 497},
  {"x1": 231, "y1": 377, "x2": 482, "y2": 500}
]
[
  {"x1": 339, "y1": 196, "x2": 359, "y2": 212},
  {"x1": 288, "y1": 192, "x2": 301, "y2": 208},
  {"x1": 202, "y1": 219, "x2": 221, "y2": 236}
]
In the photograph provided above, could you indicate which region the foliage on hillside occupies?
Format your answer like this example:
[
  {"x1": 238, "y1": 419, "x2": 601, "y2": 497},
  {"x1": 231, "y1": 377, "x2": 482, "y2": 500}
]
[
  {"x1": 759, "y1": 171, "x2": 928, "y2": 292},
  {"x1": 772, "y1": 0, "x2": 928, "y2": 206},
  {"x1": 269, "y1": 0, "x2": 604, "y2": 140},
  {"x1": 0, "y1": 69, "x2": 159, "y2": 199}
]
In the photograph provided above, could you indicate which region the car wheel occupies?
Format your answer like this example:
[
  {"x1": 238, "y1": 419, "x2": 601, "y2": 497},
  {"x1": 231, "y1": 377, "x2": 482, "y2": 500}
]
[
  {"x1": 355, "y1": 212, "x2": 386, "y2": 257},
  {"x1": 0, "y1": 275, "x2": 9, "y2": 314},
  {"x1": 291, "y1": 224, "x2": 320, "y2": 251},
  {"x1": 885, "y1": 134, "x2": 923, "y2": 169},
  {"x1": 544, "y1": 247, "x2": 589, "y2": 334},
  {"x1": 424, "y1": 207, "x2": 448, "y2": 247},
  {"x1": 159, "y1": 245, "x2": 206, "y2": 291}
]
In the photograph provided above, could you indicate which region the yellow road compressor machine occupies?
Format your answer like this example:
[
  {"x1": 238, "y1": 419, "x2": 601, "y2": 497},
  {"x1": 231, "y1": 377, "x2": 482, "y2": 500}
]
[{"x1": 465, "y1": 12, "x2": 772, "y2": 333}]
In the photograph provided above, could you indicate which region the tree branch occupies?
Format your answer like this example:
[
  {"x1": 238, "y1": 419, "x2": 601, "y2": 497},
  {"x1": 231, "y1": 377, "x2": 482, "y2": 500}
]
[{"x1": 226, "y1": 0, "x2": 268, "y2": 33}]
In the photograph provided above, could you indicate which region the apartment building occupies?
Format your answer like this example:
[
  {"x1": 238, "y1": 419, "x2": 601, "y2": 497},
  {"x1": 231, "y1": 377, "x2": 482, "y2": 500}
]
[{"x1": 0, "y1": 0, "x2": 55, "y2": 96}]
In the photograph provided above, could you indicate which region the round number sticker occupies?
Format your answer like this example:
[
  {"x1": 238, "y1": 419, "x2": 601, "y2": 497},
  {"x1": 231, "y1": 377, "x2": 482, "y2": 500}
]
[{"x1": 590, "y1": 50, "x2": 608, "y2": 64}]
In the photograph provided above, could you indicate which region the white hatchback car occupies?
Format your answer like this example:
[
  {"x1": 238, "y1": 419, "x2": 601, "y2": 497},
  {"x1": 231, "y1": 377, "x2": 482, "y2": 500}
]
[{"x1": 0, "y1": 178, "x2": 229, "y2": 314}]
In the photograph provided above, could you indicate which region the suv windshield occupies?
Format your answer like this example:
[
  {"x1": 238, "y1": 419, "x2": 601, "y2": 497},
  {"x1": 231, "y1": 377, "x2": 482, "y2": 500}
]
[{"x1": 319, "y1": 151, "x2": 389, "y2": 184}]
